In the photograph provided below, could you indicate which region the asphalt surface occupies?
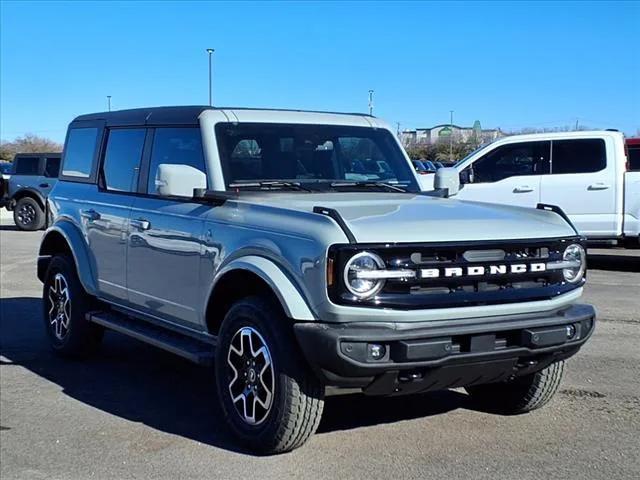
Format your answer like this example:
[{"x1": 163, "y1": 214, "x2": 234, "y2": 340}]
[{"x1": 1, "y1": 218, "x2": 639, "y2": 480}]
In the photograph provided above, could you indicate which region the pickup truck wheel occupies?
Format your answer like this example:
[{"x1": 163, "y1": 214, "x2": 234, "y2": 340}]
[
  {"x1": 14, "y1": 197, "x2": 45, "y2": 231},
  {"x1": 42, "y1": 255, "x2": 103, "y2": 357},
  {"x1": 215, "y1": 296, "x2": 324, "y2": 454},
  {"x1": 465, "y1": 360, "x2": 564, "y2": 414}
]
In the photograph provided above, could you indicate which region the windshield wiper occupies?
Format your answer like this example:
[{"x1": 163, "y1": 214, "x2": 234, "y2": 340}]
[
  {"x1": 228, "y1": 181, "x2": 312, "y2": 192},
  {"x1": 330, "y1": 181, "x2": 407, "y2": 192}
]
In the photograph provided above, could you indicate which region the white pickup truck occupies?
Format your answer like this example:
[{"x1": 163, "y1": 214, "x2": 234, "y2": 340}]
[{"x1": 418, "y1": 131, "x2": 639, "y2": 246}]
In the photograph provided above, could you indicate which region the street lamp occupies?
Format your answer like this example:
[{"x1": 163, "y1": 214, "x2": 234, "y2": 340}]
[
  {"x1": 449, "y1": 110, "x2": 454, "y2": 162},
  {"x1": 368, "y1": 90, "x2": 374, "y2": 116},
  {"x1": 206, "y1": 48, "x2": 215, "y2": 106},
  {"x1": 107, "y1": 95, "x2": 112, "y2": 112}
]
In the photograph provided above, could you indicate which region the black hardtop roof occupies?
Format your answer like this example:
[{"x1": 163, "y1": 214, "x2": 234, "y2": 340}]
[
  {"x1": 14, "y1": 152, "x2": 61, "y2": 158},
  {"x1": 71, "y1": 105, "x2": 372, "y2": 127}
]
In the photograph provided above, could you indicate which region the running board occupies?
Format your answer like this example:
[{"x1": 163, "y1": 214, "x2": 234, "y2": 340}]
[{"x1": 86, "y1": 311, "x2": 215, "y2": 366}]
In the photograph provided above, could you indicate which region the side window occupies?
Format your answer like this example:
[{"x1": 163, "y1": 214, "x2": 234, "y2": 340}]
[
  {"x1": 628, "y1": 146, "x2": 640, "y2": 171},
  {"x1": 551, "y1": 139, "x2": 606, "y2": 174},
  {"x1": 147, "y1": 128, "x2": 205, "y2": 195},
  {"x1": 62, "y1": 128, "x2": 99, "y2": 178},
  {"x1": 471, "y1": 141, "x2": 549, "y2": 183},
  {"x1": 44, "y1": 157, "x2": 61, "y2": 178},
  {"x1": 14, "y1": 157, "x2": 40, "y2": 175},
  {"x1": 102, "y1": 129, "x2": 146, "y2": 192}
]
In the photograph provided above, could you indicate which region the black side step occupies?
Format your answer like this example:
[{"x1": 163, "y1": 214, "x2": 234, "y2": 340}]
[{"x1": 87, "y1": 311, "x2": 215, "y2": 366}]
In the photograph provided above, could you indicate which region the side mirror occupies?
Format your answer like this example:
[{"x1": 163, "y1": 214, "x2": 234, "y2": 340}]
[
  {"x1": 155, "y1": 164, "x2": 207, "y2": 197},
  {"x1": 434, "y1": 167, "x2": 460, "y2": 197},
  {"x1": 459, "y1": 169, "x2": 469, "y2": 185}
]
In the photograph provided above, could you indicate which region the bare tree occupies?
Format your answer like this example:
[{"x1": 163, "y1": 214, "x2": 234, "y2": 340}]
[{"x1": 0, "y1": 133, "x2": 63, "y2": 162}]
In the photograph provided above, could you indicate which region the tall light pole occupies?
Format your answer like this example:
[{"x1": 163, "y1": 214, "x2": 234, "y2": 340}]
[
  {"x1": 107, "y1": 95, "x2": 112, "y2": 112},
  {"x1": 368, "y1": 89, "x2": 374, "y2": 116},
  {"x1": 206, "y1": 48, "x2": 215, "y2": 106},
  {"x1": 449, "y1": 110, "x2": 454, "y2": 162}
]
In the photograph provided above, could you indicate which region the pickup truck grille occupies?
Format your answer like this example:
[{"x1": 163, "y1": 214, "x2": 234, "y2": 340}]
[{"x1": 329, "y1": 237, "x2": 583, "y2": 310}]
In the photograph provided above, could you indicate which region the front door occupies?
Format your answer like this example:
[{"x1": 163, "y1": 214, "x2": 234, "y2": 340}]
[
  {"x1": 126, "y1": 127, "x2": 210, "y2": 327},
  {"x1": 540, "y1": 138, "x2": 618, "y2": 237},
  {"x1": 456, "y1": 141, "x2": 550, "y2": 208}
]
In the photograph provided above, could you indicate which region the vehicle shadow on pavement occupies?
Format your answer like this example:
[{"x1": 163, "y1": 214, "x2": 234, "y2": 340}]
[
  {"x1": 1, "y1": 296, "x2": 470, "y2": 454},
  {"x1": 587, "y1": 252, "x2": 640, "y2": 272},
  {"x1": 0, "y1": 224, "x2": 21, "y2": 231}
]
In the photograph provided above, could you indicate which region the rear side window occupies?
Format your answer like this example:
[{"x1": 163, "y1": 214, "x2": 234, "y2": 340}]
[
  {"x1": 471, "y1": 141, "x2": 550, "y2": 183},
  {"x1": 14, "y1": 157, "x2": 40, "y2": 175},
  {"x1": 628, "y1": 146, "x2": 640, "y2": 171},
  {"x1": 44, "y1": 157, "x2": 61, "y2": 178},
  {"x1": 551, "y1": 139, "x2": 606, "y2": 174},
  {"x1": 63, "y1": 128, "x2": 99, "y2": 178},
  {"x1": 147, "y1": 128, "x2": 205, "y2": 195},
  {"x1": 102, "y1": 129, "x2": 146, "y2": 192}
]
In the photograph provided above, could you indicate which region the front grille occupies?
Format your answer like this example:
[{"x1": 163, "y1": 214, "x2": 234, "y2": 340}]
[{"x1": 329, "y1": 237, "x2": 583, "y2": 310}]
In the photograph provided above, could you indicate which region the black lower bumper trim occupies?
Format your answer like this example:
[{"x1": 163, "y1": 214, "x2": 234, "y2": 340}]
[{"x1": 294, "y1": 304, "x2": 595, "y2": 394}]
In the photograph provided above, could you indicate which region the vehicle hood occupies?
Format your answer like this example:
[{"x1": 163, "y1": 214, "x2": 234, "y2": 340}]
[{"x1": 238, "y1": 192, "x2": 577, "y2": 243}]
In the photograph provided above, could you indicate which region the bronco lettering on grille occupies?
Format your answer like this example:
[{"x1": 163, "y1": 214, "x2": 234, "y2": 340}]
[{"x1": 420, "y1": 262, "x2": 546, "y2": 279}]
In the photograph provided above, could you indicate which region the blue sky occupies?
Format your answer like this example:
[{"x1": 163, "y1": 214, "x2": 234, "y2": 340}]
[{"x1": 1, "y1": 0, "x2": 638, "y2": 142}]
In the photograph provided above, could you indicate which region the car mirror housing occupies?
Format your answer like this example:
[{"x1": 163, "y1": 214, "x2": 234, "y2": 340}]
[
  {"x1": 434, "y1": 167, "x2": 460, "y2": 197},
  {"x1": 155, "y1": 164, "x2": 207, "y2": 198}
]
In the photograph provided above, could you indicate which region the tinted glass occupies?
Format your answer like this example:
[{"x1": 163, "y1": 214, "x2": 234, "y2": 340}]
[
  {"x1": 14, "y1": 157, "x2": 40, "y2": 175},
  {"x1": 44, "y1": 157, "x2": 61, "y2": 178},
  {"x1": 472, "y1": 141, "x2": 549, "y2": 183},
  {"x1": 147, "y1": 128, "x2": 205, "y2": 195},
  {"x1": 626, "y1": 146, "x2": 640, "y2": 171},
  {"x1": 103, "y1": 129, "x2": 146, "y2": 192},
  {"x1": 216, "y1": 123, "x2": 418, "y2": 192},
  {"x1": 551, "y1": 139, "x2": 606, "y2": 174},
  {"x1": 62, "y1": 128, "x2": 99, "y2": 178}
]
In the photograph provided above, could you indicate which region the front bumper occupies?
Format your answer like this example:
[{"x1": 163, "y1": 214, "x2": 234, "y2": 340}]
[{"x1": 294, "y1": 304, "x2": 595, "y2": 396}]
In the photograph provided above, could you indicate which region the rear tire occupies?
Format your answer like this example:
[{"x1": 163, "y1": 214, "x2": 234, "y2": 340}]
[
  {"x1": 14, "y1": 197, "x2": 45, "y2": 231},
  {"x1": 42, "y1": 255, "x2": 104, "y2": 357},
  {"x1": 465, "y1": 360, "x2": 565, "y2": 414},
  {"x1": 215, "y1": 296, "x2": 324, "y2": 454}
]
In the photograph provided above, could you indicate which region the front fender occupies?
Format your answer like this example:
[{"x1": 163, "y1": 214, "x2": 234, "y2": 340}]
[
  {"x1": 211, "y1": 255, "x2": 316, "y2": 321},
  {"x1": 38, "y1": 220, "x2": 98, "y2": 295}
]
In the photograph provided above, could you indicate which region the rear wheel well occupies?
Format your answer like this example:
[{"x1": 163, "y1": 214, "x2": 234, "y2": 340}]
[{"x1": 206, "y1": 270, "x2": 284, "y2": 336}]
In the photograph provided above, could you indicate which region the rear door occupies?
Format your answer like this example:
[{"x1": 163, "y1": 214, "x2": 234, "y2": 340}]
[
  {"x1": 540, "y1": 138, "x2": 617, "y2": 237},
  {"x1": 39, "y1": 156, "x2": 61, "y2": 196},
  {"x1": 456, "y1": 141, "x2": 549, "y2": 208}
]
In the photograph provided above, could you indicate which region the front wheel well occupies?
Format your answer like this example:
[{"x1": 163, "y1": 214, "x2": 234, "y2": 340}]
[
  {"x1": 12, "y1": 190, "x2": 45, "y2": 210},
  {"x1": 205, "y1": 269, "x2": 285, "y2": 336},
  {"x1": 38, "y1": 231, "x2": 72, "y2": 281}
]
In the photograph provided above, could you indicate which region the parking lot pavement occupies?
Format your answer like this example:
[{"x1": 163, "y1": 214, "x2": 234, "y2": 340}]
[{"x1": 1, "y1": 220, "x2": 639, "y2": 480}]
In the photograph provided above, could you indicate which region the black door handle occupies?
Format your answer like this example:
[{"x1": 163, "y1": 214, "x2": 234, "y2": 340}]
[{"x1": 39, "y1": 183, "x2": 50, "y2": 188}]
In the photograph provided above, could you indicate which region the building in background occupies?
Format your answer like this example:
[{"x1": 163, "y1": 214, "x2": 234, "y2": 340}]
[{"x1": 400, "y1": 121, "x2": 504, "y2": 147}]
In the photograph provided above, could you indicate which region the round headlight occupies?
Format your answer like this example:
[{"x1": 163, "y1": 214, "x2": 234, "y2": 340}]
[
  {"x1": 343, "y1": 251, "x2": 386, "y2": 298},
  {"x1": 562, "y1": 244, "x2": 586, "y2": 283}
]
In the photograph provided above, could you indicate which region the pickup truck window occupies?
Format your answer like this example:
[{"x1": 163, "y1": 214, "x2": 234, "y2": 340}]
[
  {"x1": 62, "y1": 128, "x2": 99, "y2": 178},
  {"x1": 14, "y1": 156, "x2": 40, "y2": 175},
  {"x1": 551, "y1": 139, "x2": 606, "y2": 174},
  {"x1": 147, "y1": 127, "x2": 205, "y2": 195},
  {"x1": 216, "y1": 123, "x2": 418, "y2": 192},
  {"x1": 102, "y1": 129, "x2": 146, "y2": 192},
  {"x1": 471, "y1": 141, "x2": 550, "y2": 183}
]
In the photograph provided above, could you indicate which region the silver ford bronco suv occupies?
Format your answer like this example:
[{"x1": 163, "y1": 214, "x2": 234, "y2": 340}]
[{"x1": 38, "y1": 106, "x2": 595, "y2": 453}]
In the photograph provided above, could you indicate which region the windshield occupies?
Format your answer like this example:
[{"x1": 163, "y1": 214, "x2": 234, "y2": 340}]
[{"x1": 215, "y1": 123, "x2": 419, "y2": 192}]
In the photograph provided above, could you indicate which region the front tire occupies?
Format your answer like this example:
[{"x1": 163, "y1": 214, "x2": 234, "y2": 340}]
[
  {"x1": 465, "y1": 361, "x2": 565, "y2": 414},
  {"x1": 42, "y1": 255, "x2": 103, "y2": 357},
  {"x1": 215, "y1": 296, "x2": 324, "y2": 454},
  {"x1": 14, "y1": 197, "x2": 45, "y2": 231}
]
